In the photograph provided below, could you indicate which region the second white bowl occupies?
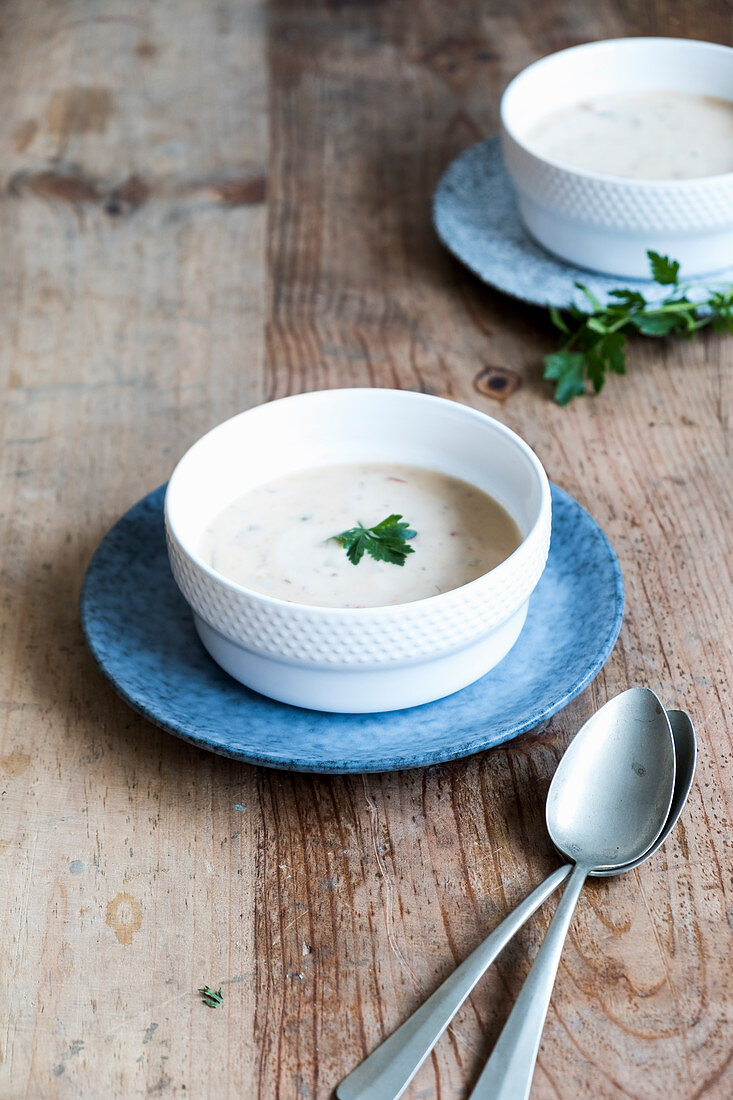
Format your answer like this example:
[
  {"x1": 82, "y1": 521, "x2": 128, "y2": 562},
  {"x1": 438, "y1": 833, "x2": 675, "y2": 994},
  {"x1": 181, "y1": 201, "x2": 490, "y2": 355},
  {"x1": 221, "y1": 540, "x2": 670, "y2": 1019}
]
[{"x1": 501, "y1": 37, "x2": 733, "y2": 278}]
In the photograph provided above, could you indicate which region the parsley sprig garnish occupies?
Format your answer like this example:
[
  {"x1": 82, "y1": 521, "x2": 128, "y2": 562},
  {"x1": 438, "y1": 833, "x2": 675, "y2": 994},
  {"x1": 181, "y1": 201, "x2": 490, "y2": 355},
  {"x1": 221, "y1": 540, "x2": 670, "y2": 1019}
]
[
  {"x1": 330, "y1": 514, "x2": 417, "y2": 566},
  {"x1": 198, "y1": 985, "x2": 223, "y2": 1008},
  {"x1": 544, "y1": 250, "x2": 733, "y2": 405}
]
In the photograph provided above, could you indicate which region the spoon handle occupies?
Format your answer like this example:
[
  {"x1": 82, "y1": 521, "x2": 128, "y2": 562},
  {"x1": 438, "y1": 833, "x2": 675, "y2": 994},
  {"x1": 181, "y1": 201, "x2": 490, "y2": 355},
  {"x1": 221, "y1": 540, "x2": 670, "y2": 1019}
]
[
  {"x1": 468, "y1": 861, "x2": 588, "y2": 1100},
  {"x1": 336, "y1": 864, "x2": 571, "y2": 1100}
]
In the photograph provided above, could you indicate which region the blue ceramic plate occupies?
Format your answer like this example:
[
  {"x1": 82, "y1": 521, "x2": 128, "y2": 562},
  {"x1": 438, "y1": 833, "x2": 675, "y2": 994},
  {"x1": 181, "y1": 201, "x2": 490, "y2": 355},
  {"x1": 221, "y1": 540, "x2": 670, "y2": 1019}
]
[
  {"x1": 80, "y1": 484, "x2": 623, "y2": 773},
  {"x1": 433, "y1": 137, "x2": 733, "y2": 311}
]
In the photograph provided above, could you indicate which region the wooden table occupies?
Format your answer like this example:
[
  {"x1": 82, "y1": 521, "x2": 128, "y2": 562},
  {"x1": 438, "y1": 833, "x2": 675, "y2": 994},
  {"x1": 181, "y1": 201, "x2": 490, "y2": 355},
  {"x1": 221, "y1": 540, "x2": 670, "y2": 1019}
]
[{"x1": 2, "y1": 2, "x2": 731, "y2": 1097}]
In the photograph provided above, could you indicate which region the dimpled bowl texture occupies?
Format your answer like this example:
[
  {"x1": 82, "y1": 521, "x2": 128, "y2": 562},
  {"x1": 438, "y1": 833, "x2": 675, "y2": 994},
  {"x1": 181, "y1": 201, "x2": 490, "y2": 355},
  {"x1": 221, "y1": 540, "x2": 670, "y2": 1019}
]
[
  {"x1": 501, "y1": 37, "x2": 733, "y2": 278},
  {"x1": 165, "y1": 389, "x2": 552, "y2": 713}
]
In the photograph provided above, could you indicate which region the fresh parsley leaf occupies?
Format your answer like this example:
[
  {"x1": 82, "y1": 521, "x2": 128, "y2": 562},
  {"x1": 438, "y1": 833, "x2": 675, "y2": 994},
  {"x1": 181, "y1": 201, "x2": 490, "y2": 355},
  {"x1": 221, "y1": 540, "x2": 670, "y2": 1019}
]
[
  {"x1": 585, "y1": 347, "x2": 607, "y2": 393},
  {"x1": 542, "y1": 351, "x2": 586, "y2": 406},
  {"x1": 709, "y1": 291, "x2": 733, "y2": 333},
  {"x1": 647, "y1": 250, "x2": 680, "y2": 286},
  {"x1": 198, "y1": 985, "x2": 224, "y2": 1008},
  {"x1": 330, "y1": 514, "x2": 417, "y2": 567},
  {"x1": 543, "y1": 252, "x2": 733, "y2": 404},
  {"x1": 633, "y1": 312, "x2": 681, "y2": 336},
  {"x1": 603, "y1": 332, "x2": 627, "y2": 374},
  {"x1": 608, "y1": 288, "x2": 645, "y2": 308}
]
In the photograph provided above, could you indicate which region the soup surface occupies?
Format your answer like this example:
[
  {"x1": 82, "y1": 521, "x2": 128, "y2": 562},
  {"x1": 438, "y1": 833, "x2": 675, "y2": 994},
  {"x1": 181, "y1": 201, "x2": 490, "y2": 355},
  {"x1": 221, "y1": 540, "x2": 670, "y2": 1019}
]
[
  {"x1": 200, "y1": 463, "x2": 521, "y2": 607},
  {"x1": 525, "y1": 91, "x2": 733, "y2": 179}
]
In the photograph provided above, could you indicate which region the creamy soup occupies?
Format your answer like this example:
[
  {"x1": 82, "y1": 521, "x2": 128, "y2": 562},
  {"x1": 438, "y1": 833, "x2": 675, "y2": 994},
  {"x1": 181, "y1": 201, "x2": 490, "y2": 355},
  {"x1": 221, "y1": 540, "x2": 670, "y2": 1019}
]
[
  {"x1": 525, "y1": 91, "x2": 733, "y2": 179},
  {"x1": 200, "y1": 463, "x2": 521, "y2": 608}
]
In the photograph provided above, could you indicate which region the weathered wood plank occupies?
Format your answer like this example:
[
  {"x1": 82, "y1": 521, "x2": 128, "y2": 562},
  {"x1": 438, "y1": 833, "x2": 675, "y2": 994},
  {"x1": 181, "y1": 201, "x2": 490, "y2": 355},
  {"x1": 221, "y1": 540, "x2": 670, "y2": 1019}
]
[{"x1": 0, "y1": 1, "x2": 268, "y2": 1096}]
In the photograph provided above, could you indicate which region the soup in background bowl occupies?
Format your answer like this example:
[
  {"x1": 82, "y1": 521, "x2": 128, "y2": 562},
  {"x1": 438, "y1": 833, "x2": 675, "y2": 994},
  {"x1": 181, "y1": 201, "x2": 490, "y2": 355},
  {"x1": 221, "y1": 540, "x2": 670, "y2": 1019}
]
[{"x1": 525, "y1": 91, "x2": 733, "y2": 181}]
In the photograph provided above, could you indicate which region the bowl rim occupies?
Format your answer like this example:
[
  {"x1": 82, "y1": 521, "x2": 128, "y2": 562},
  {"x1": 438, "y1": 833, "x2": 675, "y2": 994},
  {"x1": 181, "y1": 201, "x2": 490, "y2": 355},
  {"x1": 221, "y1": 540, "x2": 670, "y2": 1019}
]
[
  {"x1": 165, "y1": 388, "x2": 552, "y2": 617},
  {"x1": 500, "y1": 36, "x2": 733, "y2": 189}
]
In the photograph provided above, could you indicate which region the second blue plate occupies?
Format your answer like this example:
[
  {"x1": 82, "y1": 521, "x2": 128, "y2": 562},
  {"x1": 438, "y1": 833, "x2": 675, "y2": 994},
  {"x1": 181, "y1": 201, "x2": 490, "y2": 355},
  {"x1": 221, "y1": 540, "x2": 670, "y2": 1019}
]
[{"x1": 80, "y1": 484, "x2": 623, "y2": 773}]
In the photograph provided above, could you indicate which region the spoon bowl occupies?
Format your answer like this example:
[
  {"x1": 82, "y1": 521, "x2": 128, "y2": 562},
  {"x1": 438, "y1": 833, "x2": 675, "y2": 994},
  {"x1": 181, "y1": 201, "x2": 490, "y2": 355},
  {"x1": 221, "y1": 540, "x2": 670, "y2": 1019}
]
[
  {"x1": 546, "y1": 686, "x2": 676, "y2": 870},
  {"x1": 592, "y1": 708, "x2": 696, "y2": 877}
]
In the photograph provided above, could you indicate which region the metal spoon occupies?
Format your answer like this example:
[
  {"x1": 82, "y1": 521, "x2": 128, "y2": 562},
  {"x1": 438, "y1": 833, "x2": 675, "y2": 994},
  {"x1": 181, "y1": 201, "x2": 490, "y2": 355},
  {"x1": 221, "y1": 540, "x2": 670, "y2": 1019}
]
[
  {"x1": 337, "y1": 693, "x2": 690, "y2": 1100},
  {"x1": 591, "y1": 708, "x2": 695, "y2": 877},
  {"x1": 468, "y1": 687, "x2": 675, "y2": 1100}
]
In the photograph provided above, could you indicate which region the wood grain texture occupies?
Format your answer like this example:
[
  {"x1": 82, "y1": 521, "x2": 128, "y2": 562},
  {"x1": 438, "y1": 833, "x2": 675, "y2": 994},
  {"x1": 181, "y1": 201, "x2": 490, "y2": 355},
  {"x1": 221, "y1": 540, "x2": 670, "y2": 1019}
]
[{"x1": 0, "y1": 0, "x2": 731, "y2": 1097}]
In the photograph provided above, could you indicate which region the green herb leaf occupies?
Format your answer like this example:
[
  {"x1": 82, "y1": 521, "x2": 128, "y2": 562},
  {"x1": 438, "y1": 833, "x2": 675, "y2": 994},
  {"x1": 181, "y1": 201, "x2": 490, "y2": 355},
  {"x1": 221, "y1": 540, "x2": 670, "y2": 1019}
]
[
  {"x1": 604, "y1": 331, "x2": 627, "y2": 374},
  {"x1": 198, "y1": 985, "x2": 224, "y2": 1008},
  {"x1": 709, "y1": 291, "x2": 733, "y2": 333},
  {"x1": 543, "y1": 252, "x2": 733, "y2": 404},
  {"x1": 647, "y1": 250, "x2": 680, "y2": 286},
  {"x1": 542, "y1": 351, "x2": 587, "y2": 405},
  {"x1": 608, "y1": 288, "x2": 645, "y2": 308},
  {"x1": 633, "y1": 312, "x2": 681, "y2": 336},
  {"x1": 330, "y1": 514, "x2": 417, "y2": 567}
]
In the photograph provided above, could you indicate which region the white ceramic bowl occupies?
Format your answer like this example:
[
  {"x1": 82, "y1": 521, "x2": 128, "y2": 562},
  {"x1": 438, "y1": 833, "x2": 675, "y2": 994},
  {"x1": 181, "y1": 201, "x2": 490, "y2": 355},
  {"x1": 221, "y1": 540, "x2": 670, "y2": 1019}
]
[
  {"x1": 165, "y1": 389, "x2": 551, "y2": 713},
  {"x1": 500, "y1": 37, "x2": 733, "y2": 278}
]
